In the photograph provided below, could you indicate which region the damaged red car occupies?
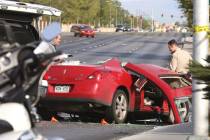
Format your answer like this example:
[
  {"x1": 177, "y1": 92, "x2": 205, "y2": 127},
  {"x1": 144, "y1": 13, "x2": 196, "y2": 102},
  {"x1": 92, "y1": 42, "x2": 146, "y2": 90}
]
[{"x1": 38, "y1": 58, "x2": 192, "y2": 124}]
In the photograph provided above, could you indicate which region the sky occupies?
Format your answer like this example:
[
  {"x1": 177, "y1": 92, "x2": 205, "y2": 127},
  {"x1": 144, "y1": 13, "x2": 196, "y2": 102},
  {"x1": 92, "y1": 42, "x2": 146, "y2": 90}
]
[{"x1": 119, "y1": 0, "x2": 186, "y2": 24}]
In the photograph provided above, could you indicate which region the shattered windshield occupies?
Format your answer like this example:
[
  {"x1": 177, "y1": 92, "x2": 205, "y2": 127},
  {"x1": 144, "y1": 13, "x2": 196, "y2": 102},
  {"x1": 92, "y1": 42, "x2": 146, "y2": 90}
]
[{"x1": 160, "y1": 76, "x2": 191, "y2": 89}]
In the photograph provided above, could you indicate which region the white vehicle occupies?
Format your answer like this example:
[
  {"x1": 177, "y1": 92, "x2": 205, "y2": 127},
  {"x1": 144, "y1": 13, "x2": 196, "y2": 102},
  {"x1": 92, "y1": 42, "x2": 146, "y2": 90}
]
[{"x1": 0, "y1": 1, "x2": 63, "y2": 140}]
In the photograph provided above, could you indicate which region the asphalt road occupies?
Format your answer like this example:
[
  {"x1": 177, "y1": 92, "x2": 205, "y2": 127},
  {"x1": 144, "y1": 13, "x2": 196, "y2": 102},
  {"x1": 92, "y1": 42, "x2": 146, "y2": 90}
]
[
  {"x1": 36, "y1": 121, "x2": 155, "y2": 140},
  {"x1": 36, "y1": 32, "x2": 188, "y2": 140},
  {"x1": 59, "y1": 32, "x2": 184, "y2": 66}
]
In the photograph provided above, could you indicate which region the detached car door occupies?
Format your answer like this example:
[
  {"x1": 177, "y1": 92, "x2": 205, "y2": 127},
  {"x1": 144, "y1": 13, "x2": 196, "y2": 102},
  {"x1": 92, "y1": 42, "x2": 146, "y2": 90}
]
[{"x1": 124, "y1": 62, "x2": 192, "y2": 124}]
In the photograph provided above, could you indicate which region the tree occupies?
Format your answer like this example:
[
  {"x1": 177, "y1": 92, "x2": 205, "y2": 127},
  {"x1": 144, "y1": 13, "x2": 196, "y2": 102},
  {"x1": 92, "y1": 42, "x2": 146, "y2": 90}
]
[
  {"x1": 20, "y1": 0, "x2": 150, "y2": 27},
  {"x1": 176, "y1": 0, "x2": 193, "y2": 28},
  {"x1": 190, "y1": 56, "x2": 210, "y2": 99}
]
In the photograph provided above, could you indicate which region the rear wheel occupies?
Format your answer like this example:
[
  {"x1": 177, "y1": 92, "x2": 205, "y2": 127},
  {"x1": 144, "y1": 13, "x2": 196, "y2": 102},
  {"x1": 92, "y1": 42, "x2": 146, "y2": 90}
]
[{"x1": 106, "y1": 90, "x2": 128, "y2": 124}]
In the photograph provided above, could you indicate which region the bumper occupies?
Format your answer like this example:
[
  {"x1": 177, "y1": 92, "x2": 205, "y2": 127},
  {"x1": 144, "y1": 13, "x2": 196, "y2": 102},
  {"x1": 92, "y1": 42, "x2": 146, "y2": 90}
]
[
  {"x1": 80, "y1": 32, "x2": 95, "y2": 36},
  {"x1": 39, "y1": 97, "x2": 109, "y2": 113},
  {"x1": 39, "y1": 80, "x2": 115, "y2": 111}
]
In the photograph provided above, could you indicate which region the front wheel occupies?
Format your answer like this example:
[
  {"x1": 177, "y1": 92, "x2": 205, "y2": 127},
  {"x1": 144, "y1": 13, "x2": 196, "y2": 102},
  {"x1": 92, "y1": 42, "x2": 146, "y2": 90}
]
[{"x1": 106, "y1": 90, "x2": 128, "y2": 124}]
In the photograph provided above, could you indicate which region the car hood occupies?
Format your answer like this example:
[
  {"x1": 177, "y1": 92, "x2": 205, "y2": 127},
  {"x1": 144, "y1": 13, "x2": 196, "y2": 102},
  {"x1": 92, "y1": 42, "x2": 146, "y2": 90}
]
[{"x1": 121, "y1": 123, "x2": 192, "y2": 140}]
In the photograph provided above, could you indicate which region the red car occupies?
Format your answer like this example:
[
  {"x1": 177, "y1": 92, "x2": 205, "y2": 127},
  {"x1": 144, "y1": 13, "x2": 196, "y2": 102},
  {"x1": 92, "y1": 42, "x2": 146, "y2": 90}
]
[
  {"x1": 38, "y1": 58, "x2": 192, "y2": 124},
  {"x1": 71, "y1": 24, "x2": 95, "y2": 38}
]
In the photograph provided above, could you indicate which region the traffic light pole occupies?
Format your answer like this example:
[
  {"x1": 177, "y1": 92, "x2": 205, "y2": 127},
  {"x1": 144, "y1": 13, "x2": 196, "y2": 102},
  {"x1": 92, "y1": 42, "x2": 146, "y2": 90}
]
[{"x1": 192, "y1": 0, "x2": 209, "y2": 137}]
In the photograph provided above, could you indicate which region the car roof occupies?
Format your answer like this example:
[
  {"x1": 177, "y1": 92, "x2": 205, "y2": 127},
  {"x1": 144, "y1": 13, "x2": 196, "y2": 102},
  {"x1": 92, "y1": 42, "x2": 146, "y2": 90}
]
[{"x1": 0, "y1": 0, "x2": 61, "y2": 16}]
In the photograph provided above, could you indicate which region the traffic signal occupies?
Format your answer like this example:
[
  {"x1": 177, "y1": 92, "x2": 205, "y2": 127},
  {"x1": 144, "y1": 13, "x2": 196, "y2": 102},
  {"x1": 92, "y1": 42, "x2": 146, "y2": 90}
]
[
  {"x1": 171, "y1": 15, "x2": 173, "y2": 18},
  {"x1": 161, "y1": 14, "x2": 164, "y2": 17}
]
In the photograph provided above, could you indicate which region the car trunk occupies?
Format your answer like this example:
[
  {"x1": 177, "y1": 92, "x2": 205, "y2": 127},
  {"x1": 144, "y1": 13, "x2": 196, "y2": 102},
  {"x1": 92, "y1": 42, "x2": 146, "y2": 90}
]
[
  {"x1": 45, "y1": 64, "x2": 102, "y2": 84},
  {"x1": 174, "y1": 86, "x2": 192, "y2": 98}
]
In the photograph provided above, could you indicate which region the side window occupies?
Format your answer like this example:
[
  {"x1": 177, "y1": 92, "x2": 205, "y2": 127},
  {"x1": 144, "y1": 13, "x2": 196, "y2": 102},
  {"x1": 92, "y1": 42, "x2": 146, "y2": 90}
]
[
  {"x1": 144, "y1": 81, "x2": 162, "y2": 97},
  {"x1": 10, "y1": 23, "x2": 36, "y2": 45},
  {"x1": 143, "y1": 81, "x2": 163, "y2": 106},
  {"x1": 0, "y1": 22, "x2": 8, "y2": 43}
]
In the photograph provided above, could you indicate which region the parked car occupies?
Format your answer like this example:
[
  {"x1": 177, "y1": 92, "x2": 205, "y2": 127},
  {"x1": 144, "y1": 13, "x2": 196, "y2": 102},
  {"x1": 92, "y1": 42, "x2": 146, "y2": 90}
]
[
  {"x1": 38, "y1": 58, "x2": 192, "y2": 124},
  {"x1": 70, "y1": 24, "x2": 95, "y2": 38}
]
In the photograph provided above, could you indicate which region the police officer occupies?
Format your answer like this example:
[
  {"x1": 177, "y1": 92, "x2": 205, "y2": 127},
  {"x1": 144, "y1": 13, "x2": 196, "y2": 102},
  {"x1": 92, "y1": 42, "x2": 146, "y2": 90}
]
[{"x1": 168, "y1": 39, "x2": 192, "y2": 74}]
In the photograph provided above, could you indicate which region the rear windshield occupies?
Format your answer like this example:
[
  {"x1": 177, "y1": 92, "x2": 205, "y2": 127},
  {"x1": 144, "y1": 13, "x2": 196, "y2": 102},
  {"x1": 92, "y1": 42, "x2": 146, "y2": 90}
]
[
  {"x1": 117, "y1": 25, "x2": 123, "y2": 28},
  {"x1": 80, "y1": 26, "x2": 91, "y2": 30},
  {"x1": 6, "y1": 21, "x2": 39, "y2": 45},
  {"x1": 10, "y1": 23, "x2": 38, "y2": 44},
  {"x1": 160, "y1": 76, "x2": 191, "y2": 89}
]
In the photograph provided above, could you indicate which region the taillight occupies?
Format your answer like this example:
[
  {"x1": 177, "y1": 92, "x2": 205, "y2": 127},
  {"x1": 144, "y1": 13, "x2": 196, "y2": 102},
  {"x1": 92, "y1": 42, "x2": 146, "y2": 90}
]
[
  {"x1": 43, "y1": 72, "x2": 49, "y2": 80},
  {"x1": 87, "y1": 70, "x2": 109, "y2": 80}
]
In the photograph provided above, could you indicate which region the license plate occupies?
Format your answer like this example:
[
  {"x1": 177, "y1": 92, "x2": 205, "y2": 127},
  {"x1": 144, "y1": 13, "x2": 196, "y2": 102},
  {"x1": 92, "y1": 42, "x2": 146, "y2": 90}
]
[{"x1": 55, "y1": 85, "x2": 70, "y2": 93}]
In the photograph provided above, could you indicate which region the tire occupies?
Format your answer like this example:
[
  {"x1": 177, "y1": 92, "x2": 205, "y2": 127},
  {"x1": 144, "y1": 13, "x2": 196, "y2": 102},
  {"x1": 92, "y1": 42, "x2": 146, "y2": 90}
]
[
  {"x1": 74, "y1": 33, "x2": 77, "y2": 37},
  {"x1": 106, "y1": 90, "x2": 128, "y2": 124},
  {"x1": 91, "y1": 35, "x2": 95, "y2": 38}
]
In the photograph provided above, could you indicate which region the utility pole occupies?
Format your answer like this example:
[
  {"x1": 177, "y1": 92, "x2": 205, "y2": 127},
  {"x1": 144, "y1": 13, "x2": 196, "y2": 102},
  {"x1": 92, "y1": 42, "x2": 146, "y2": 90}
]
[{"x1": 192, "y1": 0, "x2": 209, "y2": 137}]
